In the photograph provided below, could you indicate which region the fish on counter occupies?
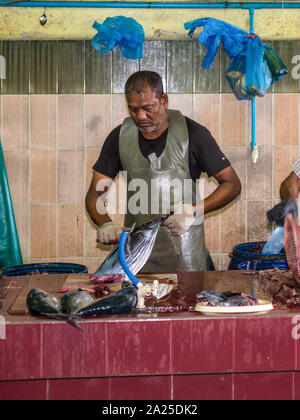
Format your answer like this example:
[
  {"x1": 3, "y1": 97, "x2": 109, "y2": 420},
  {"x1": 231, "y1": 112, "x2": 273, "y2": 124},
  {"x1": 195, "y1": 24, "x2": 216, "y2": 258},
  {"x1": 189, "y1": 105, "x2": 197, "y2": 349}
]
[
  {"x1": 93, "y1": 284, "x2": 111, "y2": 298},
  {"x1": 26, "y1": 288, "x2": 84, "y2": 331},
  {"x1": 90, "y1": 273, "x2": 125, "y2": 284},
  {"x1": 254, "y1": 214, "x2": 300, "y2": 308},
  {"x1": 73, "y1": 281, "x2": 137, "y2": 317},
  {"x1": 61, "y1": 289, "x2": 95, "y2": 314},
  {"x1": 91, "y1": 217, "x2": 165, "y2": 278},
  {"x1": 196, "y1": 290, "x2": 258, "y2": 307},
  {"x1": 255, "y1": 267, "x2": 300, "y2": 307},
  {"x1": 26, "y1": 281, "x2": 138, "y2": 329},
  {"x1": 26, "y1": 288, "x2": 61, "y2": 316}
]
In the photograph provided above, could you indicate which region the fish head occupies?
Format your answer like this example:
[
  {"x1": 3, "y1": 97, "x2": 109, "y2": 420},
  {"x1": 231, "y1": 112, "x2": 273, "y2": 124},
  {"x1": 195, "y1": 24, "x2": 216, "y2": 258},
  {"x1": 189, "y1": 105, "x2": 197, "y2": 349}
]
[
  {"x1": 61, "y1": 288, "x2": 94, "y2": 314},
  {"x1": 26, "y1": 288, "x2": 61, "y2": 315}
]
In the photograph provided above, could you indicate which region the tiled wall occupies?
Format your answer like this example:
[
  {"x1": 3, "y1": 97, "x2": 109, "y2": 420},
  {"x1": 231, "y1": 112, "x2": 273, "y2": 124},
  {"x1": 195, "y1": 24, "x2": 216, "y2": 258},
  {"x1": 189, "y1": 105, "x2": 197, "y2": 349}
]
[{"x1": 1, "y1": 40, "x2": 300, "y2": 272}]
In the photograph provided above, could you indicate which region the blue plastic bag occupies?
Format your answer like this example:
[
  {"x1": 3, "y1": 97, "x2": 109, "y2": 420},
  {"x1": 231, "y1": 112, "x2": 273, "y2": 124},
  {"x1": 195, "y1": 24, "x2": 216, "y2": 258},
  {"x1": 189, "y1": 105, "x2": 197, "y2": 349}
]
[
  {"x1": 91, "y1": 16, "x2": 145, "y2": 60},
  {"x1": 244, "y1": 36, "x2": 272, "y2": 98},
  {"x1": 225, "y1": 51, "x2": 248, "y2": 100},
  {"x1": 184, "y1": 17, "x2": 248, "y2": 68},
  {"x1": 184, "y1": 17, "x2": 287, "y2": 100},
  {"x1": 226, "y1": 36, "x2": 272, "y2": 100}
]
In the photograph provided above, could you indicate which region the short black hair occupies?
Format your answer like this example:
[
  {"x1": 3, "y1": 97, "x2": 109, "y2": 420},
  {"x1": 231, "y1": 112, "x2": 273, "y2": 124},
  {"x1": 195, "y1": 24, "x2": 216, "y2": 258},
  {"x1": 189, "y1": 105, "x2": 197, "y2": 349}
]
[{"x1": 125, "y1": 71, "x2": 164, "y2": 99}]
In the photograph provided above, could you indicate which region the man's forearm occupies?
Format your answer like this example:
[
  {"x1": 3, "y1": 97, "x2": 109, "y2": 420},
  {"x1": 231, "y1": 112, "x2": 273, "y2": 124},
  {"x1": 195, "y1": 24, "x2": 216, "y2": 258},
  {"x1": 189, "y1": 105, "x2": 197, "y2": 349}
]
[
  {"x1": 85, "y1": 190, "x2": 112, "y2": 227},
  {"x1": 196, "y1": 180, "x2": 241, "y2": 216}
]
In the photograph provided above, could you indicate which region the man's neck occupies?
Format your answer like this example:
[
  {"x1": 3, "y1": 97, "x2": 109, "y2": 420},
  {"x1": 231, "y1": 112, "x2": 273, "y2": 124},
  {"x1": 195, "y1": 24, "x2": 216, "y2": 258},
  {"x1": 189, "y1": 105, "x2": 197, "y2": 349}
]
[{"x1": 140, "y1": 126, "x2": 168, "y2": 141}]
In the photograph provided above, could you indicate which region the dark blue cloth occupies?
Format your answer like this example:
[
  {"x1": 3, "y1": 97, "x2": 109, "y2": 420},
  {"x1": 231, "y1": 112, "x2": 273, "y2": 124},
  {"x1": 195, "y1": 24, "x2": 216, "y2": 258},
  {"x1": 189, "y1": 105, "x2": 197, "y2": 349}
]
[{"x1": 267, "y1": 200, "x2": 298, "y2": 226}]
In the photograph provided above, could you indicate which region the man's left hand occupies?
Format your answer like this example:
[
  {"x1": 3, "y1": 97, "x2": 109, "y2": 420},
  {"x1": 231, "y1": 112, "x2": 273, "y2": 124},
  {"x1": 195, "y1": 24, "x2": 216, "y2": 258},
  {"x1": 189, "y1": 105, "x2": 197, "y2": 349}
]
[{"x1": 163, "y1": 203, "x2": 195, "y2": 236}]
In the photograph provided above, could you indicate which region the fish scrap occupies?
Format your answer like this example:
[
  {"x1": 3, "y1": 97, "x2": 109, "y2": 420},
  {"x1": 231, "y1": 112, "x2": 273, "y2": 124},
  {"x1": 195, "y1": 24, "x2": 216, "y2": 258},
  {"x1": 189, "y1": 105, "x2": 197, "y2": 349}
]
[
  {"x1": 254, "y1": 267, "x2": 300, "y2": 307},
  {"x1": 196, "y1": 290, "x2": 257, "y2": 307},
  {"x1": 90, "y1": 274, "x2": 125, "y2": 284}
]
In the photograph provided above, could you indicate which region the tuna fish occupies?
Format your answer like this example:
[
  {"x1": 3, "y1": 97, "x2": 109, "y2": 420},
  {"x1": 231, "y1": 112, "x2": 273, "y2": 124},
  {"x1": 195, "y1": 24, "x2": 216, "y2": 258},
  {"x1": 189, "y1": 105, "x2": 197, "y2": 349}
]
[
  {"x1": 73, "y1": 281, "x2": 137, "y2": 317},
  {"x1": 92, "y1": 217, "x2": 165, "y2": 278}
]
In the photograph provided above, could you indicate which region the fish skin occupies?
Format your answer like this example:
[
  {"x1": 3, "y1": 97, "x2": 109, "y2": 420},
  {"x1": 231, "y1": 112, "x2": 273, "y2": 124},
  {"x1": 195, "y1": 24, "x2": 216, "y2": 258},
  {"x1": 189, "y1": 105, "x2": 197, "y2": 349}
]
[
  {"x1": 26, "y1": 288, "x2": 61, "y2": 315},
  {"x1": 196, "y1": 290, "x2": 225, "y2": 306},
  {"x1": 61, "y1": 288, "x2": 95, "y2": 314},
  {"x1": 74, "y1": 281, "x2": 137, "y2": 317},
  {"x1": 92, "y1": 217, "x2": 165, "y2": 277}
]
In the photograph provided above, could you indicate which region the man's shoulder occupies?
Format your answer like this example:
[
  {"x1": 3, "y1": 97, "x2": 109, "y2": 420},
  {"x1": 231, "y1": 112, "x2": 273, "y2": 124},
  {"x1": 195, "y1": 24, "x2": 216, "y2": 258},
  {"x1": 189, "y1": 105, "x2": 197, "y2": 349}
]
[
  {"x1": 184, "y1": 116, "x2": 213, "y2": 140},
  {"x1": 104, "y1": 124, "x2": 122, "y2": 146},
  {"x1": 110, "y1": 124, "x2": 122, "y2": 137}
]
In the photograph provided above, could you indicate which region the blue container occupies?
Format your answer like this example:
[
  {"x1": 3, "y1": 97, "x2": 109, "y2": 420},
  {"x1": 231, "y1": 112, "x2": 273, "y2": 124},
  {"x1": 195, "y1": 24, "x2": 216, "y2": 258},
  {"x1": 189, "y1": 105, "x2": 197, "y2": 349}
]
[
  {"x1": 1, "y1": 262, "x2": 88, "y2": 277},
  {"x1": 228, "y1": 241, "x2": 288, "y2": 271}
]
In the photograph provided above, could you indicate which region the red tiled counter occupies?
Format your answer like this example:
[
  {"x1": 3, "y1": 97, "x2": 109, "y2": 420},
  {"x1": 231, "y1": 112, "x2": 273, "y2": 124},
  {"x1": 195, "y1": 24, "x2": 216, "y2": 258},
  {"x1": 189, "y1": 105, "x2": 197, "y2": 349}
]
[{"x1": 1, "y1": 271, "x2": 300, "y2": 400}]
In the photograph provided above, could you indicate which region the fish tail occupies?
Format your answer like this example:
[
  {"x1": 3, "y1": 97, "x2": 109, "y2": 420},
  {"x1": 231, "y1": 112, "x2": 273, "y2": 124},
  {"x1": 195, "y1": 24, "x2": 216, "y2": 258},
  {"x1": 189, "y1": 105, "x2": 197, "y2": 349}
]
[
  {"x1": 66, "y1": 316, "x2": 83, "y2": 332},
  {"x1": 41, "y1": 312, "x2": 84, "y2": 332}
]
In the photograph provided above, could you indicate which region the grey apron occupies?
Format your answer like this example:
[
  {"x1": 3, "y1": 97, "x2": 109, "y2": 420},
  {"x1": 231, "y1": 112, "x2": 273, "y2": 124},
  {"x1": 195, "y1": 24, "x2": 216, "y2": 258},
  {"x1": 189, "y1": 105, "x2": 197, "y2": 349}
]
[{"x1": 119, "y1": 109, "x2": 207, "y2": 273}]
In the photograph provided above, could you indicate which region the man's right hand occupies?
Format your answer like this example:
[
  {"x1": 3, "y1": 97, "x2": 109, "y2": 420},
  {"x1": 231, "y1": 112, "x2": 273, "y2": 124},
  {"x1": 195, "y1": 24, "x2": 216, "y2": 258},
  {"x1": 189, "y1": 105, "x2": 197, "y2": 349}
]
[
  {"x1": 97, "y1": 222, "x2": 130, "y2": 245},
  {"x1": 266, "y1": 200, "x2": 298, "y2": 226}
]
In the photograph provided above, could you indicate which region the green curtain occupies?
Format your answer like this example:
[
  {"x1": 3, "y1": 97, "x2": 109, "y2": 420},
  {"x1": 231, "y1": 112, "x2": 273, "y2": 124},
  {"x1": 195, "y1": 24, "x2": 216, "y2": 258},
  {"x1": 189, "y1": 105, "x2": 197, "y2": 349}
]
[{"x1": 0, "y1": 141, "x2": 23, "y2": 269}]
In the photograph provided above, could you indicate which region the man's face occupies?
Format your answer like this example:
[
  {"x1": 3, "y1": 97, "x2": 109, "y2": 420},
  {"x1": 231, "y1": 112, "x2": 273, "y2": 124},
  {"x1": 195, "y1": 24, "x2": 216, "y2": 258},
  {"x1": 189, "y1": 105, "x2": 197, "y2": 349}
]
[{"x1": 126, "y1": 87, "x2": 168, "y2": 135}]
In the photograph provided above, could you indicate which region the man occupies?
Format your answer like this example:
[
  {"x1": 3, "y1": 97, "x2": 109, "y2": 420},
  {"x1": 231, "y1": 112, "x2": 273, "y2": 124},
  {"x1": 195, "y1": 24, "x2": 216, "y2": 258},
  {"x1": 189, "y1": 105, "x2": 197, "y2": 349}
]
[
  {"x1": 267, "y1": 159, "x2": 300, "y2": 226},
  {"x1": 86, "y1": 71, "x2": 241, "y2": 272}
]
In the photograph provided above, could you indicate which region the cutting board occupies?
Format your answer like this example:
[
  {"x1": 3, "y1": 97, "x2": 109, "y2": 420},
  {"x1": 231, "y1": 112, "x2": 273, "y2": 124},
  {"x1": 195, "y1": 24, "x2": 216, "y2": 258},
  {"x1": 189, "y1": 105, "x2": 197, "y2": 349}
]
[
  {"x1": 59, "y1": 273, "x2": 178, "y2": 299},
  {"x1": 61, "y1": 273, "x2": 177, "y2": 290},
  {"x1": 8, "y1": 273, "x2": 178, "y2": 316},
  {"x1": 7, "y1": 274, "x2": 65, "y2": 316}
]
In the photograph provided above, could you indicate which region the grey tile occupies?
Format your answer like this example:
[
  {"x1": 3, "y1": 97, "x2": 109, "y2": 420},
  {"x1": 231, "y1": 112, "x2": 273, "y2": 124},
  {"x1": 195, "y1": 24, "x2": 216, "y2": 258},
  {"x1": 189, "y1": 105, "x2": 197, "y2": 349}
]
[
  {"x1": 30, "y1": 41, "x2": 57, "y2": 94},
  {"x1": 3, "y1": 41, "x2": 30, "y2": 94},
  {"x1": 112, "y1": 47, "x2": 139, "y2": 94},
  {"x1": 166, "y1": 41, "x2": 194, "y2": 93},
  {"x1": 58, "y1": 41, "x2": 84, "y2": 94},
  {"x1": 194, "y1": 41, "x2": 220, "y2": 93},
  {"x1": 272, "y1": 40, "x2": 300, "y2": 93},
  {"x1": 85, "y1": 41, "x2": 112, "y2": 94},
  {"x1": 220, "y1": 45, "x2": 232, "y2": 94},
  {"x1": 140, "y1": 41, "x2": 167, "y2": 91}
]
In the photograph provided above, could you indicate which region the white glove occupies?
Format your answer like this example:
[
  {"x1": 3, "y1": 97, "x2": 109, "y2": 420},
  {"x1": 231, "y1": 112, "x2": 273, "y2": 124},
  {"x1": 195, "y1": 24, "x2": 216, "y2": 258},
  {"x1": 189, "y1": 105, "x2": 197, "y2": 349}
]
[
  {"x1": 163, "y1": 203, "x2": 196, "y2": 236},
  {"x1": 97, "y1": 221, "x2": 129, "y2": 245}
]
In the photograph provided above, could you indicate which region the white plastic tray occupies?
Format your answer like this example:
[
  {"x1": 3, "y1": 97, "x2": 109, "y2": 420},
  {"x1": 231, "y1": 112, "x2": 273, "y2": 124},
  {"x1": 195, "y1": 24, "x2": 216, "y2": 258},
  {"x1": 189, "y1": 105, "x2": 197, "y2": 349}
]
[{"x1": 195, "y1": 299, "x2": 273, "y2": 314}]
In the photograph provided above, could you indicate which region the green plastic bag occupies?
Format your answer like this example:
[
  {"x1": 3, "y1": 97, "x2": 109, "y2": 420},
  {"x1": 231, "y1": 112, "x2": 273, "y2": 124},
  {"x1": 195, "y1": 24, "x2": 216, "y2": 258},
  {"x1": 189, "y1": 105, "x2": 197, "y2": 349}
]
[{"x1": 0, "y1": 141, "x2": 23, "y2": 269}]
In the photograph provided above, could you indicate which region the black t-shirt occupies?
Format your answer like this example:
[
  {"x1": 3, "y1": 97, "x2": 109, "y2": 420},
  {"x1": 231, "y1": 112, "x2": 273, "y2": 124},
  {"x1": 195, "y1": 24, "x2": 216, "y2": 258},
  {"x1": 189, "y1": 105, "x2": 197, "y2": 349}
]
[{"x1": 93, "y1": 117, "x2": 231, "y2": 181}]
